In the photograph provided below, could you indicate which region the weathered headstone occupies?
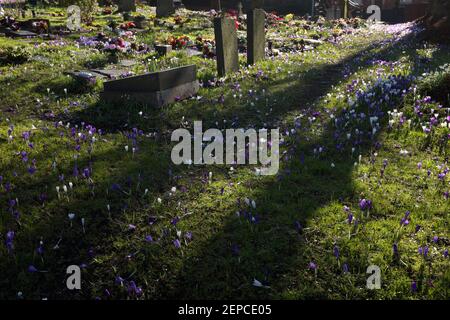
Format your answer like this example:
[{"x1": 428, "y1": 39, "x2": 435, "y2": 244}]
[
  {"x1": 214, "y1": 16, "x2": 239, "y2": 77},
  {"x1": 211, "y1": 0, "x2": 221, "y2": 11},
  {"x1": 101, "y1": 65, "x2": 199, "y2": 107},
  {"x1": 247, "y1": 8, "x2": 265, "y2": 65},
  {"x1": 156, "y1": 0, "x2": 175, "y2": 17},
  {"x1": 133, "y1": 16, "x2": 149, "y2": 29},
  {"x1": 155, "y1": 44, "x2": 172, "y2": 56},
  {"x1": 247, "y1": 0, "x2": 264, "y2": 9},
  {"x1": 173, "y1": 0, "x2": 185, "y2": 8},
  {"x1": 117, "y1": 0, "x2": 136, "y2": 12},
  {"x1": 237, "y1": 2, "x2": 243, "y2": 16}
]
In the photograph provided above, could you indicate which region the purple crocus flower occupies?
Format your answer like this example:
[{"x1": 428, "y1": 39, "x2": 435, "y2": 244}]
[
  {"x1": 359, "y1": 199, "x2": 373, "y2": 211},
  {"x1": 333, "y1": 245, "x2": 340, "y2": 259},
  {"x1": 393, "y1": 243, "x2": 398, "y2": 256},
  {"x1": 115, "y1": 275, "x2": 124, "y2": 286},
  {"x1": 20, "y1": 151, "x2": 28, "y2": 162},
  {"x1": 231, "y1": 243, "x2": 240, "y2": 256},
  {"x1": 294, "y1": 220, "x2": 303, "y2": 233},
  {"x1": 5, "y1": 231, "x2": 14, "y2": 253},
  {"x1": 171, "y1": 216, "x2": 180, "y2": 226},
  {"x1": 342, "y1": 263, "x2": 349, "y2": 273},
  {"x1": 308, "y1": 262, "x2": 317, "y2": 270},
  {"x1": 173, "y1": 239, "x2": 181, "y2": 249},
  {"x1": 145, "y1": 235, "x2": 153, "y2": 243},
  {"x1": 28, "y1": 265, "x2": 38, "y2": 273},
  {"x1": 444, "y1": 249, "x2": 448, "y2": 258},
  {"x1": 400, "y1": 211, "x2": 410, "y2": 226},
  {"x1": 411, "y1": 281, "x2": 417, "y2": 293},
  {"x1": 347, "y1": 213, "x2": 353, "y2": 224},
  {"x1": 127, "y1": 281, "x2": 142, "y2": 297},
  {"x1": 37, "y1": 242, "x2": 44, "y2": 255},
  {"x1": 423, "y1": 246, "x2": 429, "y2": 257},
  {"x1": 185, "y1": 231, "x2": 193, "y2": 242},
  {"x1": 73, "y1": 164, "x2": 79, "y2": 177},
  {"x1": 82, "y1": 168, "x2": 91, "y2": 179}
]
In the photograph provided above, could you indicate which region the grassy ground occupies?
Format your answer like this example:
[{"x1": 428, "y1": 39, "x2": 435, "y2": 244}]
[{"x1": 0, "y1": 6, "x2": 449, "y2": 299}]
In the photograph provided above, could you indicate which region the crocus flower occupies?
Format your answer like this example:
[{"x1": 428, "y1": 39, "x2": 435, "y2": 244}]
[
  {"x1": 343, "y1": 263, "x2": 349, "y2": 273},
  {"x1": 393, "y1": 243, "x2": 398, "y2": 256},
  {"x1": 115, "y1": 275, "x2": 124, "y2": 286},
  {"x1": 5, "y1": 231, "x2": 14, "y2": 253},
  {"x1": 173, "y1": 239, "x2": 181, "y2": 249},
  {"x1": 333, "y1": 245, "x2": 340, "y2": 259},
  {"x1": 294, "y1": 220, "x2": 303, "y2": 233},
  {"x1": 28, "y1": 265, "x2": 38, "y2": 273},
  {"x1": 411, "y1": 281, "x2": 417, "y2": 293},
  {"x1": 359, "y1": 198, "x2": 373, "y2": 211},
  {"x1": 308, "y1": 262, "x2": 317, "y2": 270},
  {"x1": 171, "y1": 216, "x2": 180, "y2": 226},
  {"x1": 347, "y1": 213, "x2": 353, "y2": 224}
]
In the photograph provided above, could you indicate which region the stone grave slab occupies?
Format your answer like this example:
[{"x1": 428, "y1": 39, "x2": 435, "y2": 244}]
[
  {"x1": 185, "y1": 48, "x2": 203, "y2": 57},
  {"x1": 68, "y1": 70, "x2": 105, "y2": 83},
  {"x1": 214, "y1": 16, "x2": 239, "y2": 77},
  {"x1": 91, "y1": 68, "x2": 131, "y2": 79},
  {"x1": 68, "y1": 68, "x2": 131, "y2": 82},
  {"x1": 156, "y1": 0, "x2": 175, "y2": 17},
  {"x1": 247, "y1": 8, "x2": 265, "y2": 65},
  {"x1": 4, "y1": 28, "x2": 38, "y2": 38},
  {"x1": 119, "y1": 59, "x2": 137, "y2": 67},
  {"x1": 101, "y1": 65, "x2": 199, "y2": 107}
]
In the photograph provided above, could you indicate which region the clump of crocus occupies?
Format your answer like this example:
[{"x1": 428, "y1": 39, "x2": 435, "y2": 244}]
[{"x1": 359, "y1": 198, "x2": 373, "y2": 217}]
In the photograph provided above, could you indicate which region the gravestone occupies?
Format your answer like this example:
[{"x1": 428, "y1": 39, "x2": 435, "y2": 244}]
[
  {"x1": 155, "y1": 44, "x2": 172, "y2": 56},
  {"x1": 117, "y1": 0, "x2": 136, "y2": 12},
  {"x1": 214, "y1": 16, "x2": 239, "y2": 77},
  {"x1": 133, "y1": 16, "x2": 149, "y2": 29},
  {"x1": 247, "y1": 8, "x2": 265, "y2": 65},
  {"x1": 101, "y1": 65, "x2": 199, "y2": 107},
  {"x1": 237, "y1": 2, "x2": 243, "y2": 16},
  {"x1": 247, "y1": 0, "x2": 264, "y2": 9},
  {"x1": 173, "y1": 0, "x2": 184, "y2": 8},
  {"x1": 156, "y1": 0, "x2": 175, "y2": 17},
  {"x1": 211, "y1": 0, "x2": 221, "y2": 11}
]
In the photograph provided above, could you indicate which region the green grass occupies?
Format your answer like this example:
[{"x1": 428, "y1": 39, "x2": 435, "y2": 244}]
[{"x1": 0, "y1": 6, "x2": 449, "y2": 300}]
